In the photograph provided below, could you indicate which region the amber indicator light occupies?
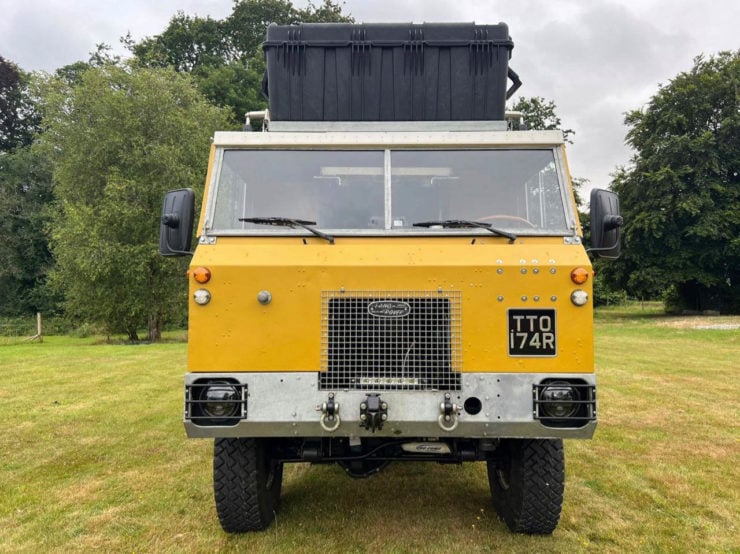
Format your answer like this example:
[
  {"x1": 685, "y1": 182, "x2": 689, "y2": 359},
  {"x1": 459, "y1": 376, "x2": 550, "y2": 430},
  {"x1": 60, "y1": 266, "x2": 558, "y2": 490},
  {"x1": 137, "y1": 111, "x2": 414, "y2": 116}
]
[
  {"x1": 192, "y1": 267, "x2": 211, "y2": 284},
  {"x1": 570, "y1": 267, "x2": 589, "y2": 285}
]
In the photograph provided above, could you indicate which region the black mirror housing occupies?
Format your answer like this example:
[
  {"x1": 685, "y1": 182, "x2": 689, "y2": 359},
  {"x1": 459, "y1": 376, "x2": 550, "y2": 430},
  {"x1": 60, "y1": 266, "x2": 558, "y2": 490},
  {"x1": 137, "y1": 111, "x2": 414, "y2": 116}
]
[
  {"x1": 159, "y1": 188, "x2": 195, "y2": 256},
  {"x1": 590, "y1": 188, "x2": 623, "y2": 259}
]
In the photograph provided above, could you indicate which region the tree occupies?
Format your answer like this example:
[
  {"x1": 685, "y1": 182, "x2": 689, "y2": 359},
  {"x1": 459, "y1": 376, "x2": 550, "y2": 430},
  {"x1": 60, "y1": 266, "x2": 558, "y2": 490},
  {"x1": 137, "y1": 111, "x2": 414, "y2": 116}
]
[
  {"x1": 511, "y1": 96, "x2": 575, "y2": 144},
  {"x1": 0, "y1": 59, "x2": 54, "y2": 316},
  {"x1": 0, "y1": 145, "x2": 56, "y2": 315},
  {"x1": 54, "y1": 43, "x2": 125, "y2": 86},
  {"x1": 129, "y1": 0, "x2": 353, "y2": 122},
  {"x1": 606, "y1": 51, "x2": 740, "y2": 313},
  {"x1": 41, "y1": 64, "x2": 231, "y2": 340},
  {"x1": 128, "y1": 13, "x2": 233, "y2": 73},
  {"x1": 0, "y1": 56, "x2": 40, "y2": 152}
]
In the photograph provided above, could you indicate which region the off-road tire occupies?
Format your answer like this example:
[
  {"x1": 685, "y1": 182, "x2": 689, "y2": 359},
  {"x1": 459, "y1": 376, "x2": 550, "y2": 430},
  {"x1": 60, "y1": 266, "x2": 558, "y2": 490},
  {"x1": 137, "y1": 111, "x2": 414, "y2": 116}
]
[
  {"x1": 487, "y1": 438, "x2": 565, "y2": 534},
  {"x1": 213, "y1": 438, "x2": 283, "y2": 533}
]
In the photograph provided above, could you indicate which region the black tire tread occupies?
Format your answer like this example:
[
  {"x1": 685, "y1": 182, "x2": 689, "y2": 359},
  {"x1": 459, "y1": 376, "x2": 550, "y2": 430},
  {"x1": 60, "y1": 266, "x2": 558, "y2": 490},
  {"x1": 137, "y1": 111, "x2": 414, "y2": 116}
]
[
  {"x1": 213, "y1": 438, "x2": 282, "y2": 533},
  {"x1": 488, "y1": 438, "x2": 565, "y2": 534}
]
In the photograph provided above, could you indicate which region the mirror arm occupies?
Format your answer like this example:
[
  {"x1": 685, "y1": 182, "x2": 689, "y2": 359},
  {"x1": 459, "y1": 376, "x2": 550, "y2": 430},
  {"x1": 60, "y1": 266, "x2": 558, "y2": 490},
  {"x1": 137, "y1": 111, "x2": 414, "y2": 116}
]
[
  {"x1": 586, "y1": 223, "x2": 622, "y2": 258},
  {"x1": 162, "y1": 237, "x2": 194, "y2": 257}
]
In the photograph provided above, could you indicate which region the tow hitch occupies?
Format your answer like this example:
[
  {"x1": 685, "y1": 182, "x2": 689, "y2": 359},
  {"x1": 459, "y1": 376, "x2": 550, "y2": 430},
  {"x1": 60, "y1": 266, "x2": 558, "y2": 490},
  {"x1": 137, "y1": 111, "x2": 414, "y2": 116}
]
[{"x1": 359, "y1": 394, "x2": 388, "y2": 432}]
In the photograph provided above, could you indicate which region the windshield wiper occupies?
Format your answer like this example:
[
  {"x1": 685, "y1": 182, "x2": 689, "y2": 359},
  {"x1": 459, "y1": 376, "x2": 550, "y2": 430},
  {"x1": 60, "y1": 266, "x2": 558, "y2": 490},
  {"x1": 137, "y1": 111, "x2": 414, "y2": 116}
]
[
  {"x1": 412, "y1": 220, "x2": 517, "y2": 242},
  {"x1": 238, "y1": 217, "x2": 335, "y2": 244}
]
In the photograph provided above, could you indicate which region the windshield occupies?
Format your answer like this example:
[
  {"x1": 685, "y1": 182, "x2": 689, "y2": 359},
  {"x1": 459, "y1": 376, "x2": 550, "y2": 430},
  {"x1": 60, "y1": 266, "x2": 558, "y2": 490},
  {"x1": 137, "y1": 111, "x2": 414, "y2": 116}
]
[{"x1": 209, "y1": 149, "x2": 570, "y2": 234}]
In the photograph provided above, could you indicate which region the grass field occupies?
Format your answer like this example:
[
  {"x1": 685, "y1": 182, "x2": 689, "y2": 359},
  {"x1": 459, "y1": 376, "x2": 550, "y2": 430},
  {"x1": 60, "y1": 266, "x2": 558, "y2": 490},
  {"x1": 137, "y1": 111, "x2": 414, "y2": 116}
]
[{"x1": 1, "y1": 304, "x2": 738, "y2": 553}]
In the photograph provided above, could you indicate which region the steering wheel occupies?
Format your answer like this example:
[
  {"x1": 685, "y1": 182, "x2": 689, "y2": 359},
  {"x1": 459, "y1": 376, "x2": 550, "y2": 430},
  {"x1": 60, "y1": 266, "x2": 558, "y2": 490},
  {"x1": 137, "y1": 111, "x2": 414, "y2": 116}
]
[{"x1": 477, "y1": 214, "x2": 536, "y2": 228}]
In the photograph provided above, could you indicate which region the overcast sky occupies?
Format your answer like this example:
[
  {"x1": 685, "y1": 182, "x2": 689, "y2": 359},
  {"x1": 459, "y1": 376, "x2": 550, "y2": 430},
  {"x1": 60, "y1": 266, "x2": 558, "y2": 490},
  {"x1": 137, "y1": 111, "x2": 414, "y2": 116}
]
[{"x1": 1, "y1": 0, "x2": 737, "y2": 191}]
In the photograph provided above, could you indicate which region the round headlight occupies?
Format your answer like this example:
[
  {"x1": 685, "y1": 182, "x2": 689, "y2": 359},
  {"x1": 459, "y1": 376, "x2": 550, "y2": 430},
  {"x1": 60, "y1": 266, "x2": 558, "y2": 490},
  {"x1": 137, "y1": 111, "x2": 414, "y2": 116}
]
[
  {"x1": 540, "y1": 382, "x2": 578, "y2": 418},
  {"x1": 203, "y1": 383, "x2": 240, "y2": 418}
]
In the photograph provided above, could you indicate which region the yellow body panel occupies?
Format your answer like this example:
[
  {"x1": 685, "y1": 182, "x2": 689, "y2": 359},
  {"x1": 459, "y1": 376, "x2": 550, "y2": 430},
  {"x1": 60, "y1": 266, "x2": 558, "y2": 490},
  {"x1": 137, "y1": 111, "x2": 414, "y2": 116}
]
[{"x1": 188, "y1": 236, "x2": 593, "y2": 374}]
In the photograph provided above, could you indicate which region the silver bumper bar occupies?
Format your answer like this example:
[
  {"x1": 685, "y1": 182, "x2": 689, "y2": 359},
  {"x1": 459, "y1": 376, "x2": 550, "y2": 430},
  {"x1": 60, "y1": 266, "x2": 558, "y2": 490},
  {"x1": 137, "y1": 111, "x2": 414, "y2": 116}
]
[{"x1": 183, "y1": 372, "x2": 597, "y2": 439}]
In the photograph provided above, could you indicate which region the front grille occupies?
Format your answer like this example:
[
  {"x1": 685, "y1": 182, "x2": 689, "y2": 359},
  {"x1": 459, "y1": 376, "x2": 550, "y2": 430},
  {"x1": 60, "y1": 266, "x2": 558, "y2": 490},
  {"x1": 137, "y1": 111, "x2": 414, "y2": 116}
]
[{"x1": 320, "y1": 290, "x2": 462, "y2": 391}]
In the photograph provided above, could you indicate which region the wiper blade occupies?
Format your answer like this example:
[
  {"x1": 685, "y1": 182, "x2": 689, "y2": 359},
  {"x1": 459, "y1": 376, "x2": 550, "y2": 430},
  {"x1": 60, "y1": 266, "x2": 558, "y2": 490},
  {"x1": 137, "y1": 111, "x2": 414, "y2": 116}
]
[
  {"x1": 238, "y1": 217, "x2": 335, "y2": 244},
  {"x1": 412, "y1": 220, "x2": 517, "y2": 242}
]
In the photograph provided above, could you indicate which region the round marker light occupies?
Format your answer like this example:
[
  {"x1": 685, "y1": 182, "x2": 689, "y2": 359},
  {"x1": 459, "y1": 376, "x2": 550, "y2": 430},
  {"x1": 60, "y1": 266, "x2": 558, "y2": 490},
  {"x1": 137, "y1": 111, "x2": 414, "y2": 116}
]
[
  {"x1": 193, "y1": 288, "x2": 211, "y2": 305},
  {"x1": 571, "y1": 289, "x2": 589, "y2": 306},
  {"x1": 192, "y1": 266, "x2": 211, "y2": 284},
  {"x1": 570, "y1": 267, "x2": 589, "y2": 285}
]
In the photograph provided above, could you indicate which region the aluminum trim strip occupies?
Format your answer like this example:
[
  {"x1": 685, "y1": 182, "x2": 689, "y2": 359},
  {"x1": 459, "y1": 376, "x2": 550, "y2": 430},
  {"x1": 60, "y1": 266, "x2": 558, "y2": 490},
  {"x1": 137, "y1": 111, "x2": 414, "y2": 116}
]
[{"x1": 212, "y1": 130, "x2": 566, "y2": 148}]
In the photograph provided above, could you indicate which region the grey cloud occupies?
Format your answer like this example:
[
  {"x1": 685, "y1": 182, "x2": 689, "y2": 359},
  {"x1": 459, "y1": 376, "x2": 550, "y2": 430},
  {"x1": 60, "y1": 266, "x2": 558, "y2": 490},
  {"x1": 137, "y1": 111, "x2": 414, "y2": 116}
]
[
  {"x1": 503, "y1": 1, "x2": 698, "y2": 189},
  {"x1": 0, "y1": 4, "x2": 95, "y2": 70}
]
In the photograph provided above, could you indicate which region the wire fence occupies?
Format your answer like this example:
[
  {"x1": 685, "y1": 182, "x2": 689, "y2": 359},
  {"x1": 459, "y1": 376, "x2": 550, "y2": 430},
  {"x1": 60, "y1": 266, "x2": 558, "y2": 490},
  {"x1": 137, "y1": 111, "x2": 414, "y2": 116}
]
[{"x1": 0, "y1": 313, "x2": 43, "y2": 345}]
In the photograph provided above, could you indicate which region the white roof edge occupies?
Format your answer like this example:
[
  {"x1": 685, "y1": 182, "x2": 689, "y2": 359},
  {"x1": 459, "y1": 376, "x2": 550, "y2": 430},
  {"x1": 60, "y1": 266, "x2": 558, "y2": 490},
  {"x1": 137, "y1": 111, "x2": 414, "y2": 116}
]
[{"x1": 212, "y1": 129, "x2": 565, "y2": 148}]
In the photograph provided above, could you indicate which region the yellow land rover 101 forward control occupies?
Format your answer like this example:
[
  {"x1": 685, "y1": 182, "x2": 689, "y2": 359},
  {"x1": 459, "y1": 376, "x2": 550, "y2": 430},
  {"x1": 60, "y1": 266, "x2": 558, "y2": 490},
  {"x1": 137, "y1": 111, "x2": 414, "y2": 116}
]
[{"x1": 159, "y1": 22, "x2": 622, "y2": 535}]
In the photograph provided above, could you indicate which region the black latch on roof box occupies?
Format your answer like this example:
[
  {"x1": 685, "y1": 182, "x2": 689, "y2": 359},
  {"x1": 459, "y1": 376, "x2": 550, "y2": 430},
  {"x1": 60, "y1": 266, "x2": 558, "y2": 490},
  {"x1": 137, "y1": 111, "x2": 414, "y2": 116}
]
[{"x1": 262, "y1": 22, "x2": 521, "y2": 122}]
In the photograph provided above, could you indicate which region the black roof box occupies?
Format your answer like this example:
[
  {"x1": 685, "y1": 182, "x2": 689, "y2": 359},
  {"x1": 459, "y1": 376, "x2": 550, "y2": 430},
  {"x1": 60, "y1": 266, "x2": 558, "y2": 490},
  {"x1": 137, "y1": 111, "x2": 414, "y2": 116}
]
[{"x1": 262, "y1": 22, "x2": 520, "y2": 122}]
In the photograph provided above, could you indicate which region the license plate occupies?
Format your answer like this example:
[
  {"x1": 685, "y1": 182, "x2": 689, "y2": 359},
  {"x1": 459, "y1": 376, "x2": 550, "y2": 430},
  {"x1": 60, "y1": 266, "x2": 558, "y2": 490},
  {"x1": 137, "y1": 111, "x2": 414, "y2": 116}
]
[{"x1": 508, "y1": 309, "x2": 557, "y2": 357}]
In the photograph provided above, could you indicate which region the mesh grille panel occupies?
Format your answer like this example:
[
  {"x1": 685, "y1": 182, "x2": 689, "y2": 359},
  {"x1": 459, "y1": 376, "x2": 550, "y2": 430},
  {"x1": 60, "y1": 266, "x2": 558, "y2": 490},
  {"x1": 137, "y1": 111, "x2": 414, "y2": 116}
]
[{"x1": 320, "y1": 291, "x2": 462, "y2": 390}]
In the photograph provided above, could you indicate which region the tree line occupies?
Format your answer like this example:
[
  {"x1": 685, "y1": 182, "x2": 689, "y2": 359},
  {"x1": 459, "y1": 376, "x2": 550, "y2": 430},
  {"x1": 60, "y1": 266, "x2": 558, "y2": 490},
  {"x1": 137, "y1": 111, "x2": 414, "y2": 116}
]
[{"x1": 1, "y1": 0, "x2": 737, "y2": 341}]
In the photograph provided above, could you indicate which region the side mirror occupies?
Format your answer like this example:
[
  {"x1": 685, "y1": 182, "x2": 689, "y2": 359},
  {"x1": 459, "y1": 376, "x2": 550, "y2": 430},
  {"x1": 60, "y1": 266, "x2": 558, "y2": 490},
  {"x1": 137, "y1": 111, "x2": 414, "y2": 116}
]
[
  {"x1": 159, "y1": 188, "x2": 195, "y2": 256},
  {"x1": 589, "y1": 188, "x2": 623, "y2": 259}
]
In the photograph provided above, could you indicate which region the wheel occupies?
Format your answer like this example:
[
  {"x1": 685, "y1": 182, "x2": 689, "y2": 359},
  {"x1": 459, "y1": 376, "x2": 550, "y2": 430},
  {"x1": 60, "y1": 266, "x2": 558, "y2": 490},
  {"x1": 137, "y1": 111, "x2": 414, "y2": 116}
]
[
  {"x1": 213, "y1": 438, "x2": 283, "y2": 533},
  {"x1": 487, "y1": 438, "x2": 565, "y2": 534}
]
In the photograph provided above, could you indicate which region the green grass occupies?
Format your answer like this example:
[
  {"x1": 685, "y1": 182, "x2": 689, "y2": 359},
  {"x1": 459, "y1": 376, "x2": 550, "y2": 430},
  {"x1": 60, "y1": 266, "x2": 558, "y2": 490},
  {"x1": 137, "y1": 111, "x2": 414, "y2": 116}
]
[{"x1": 1, "y1": 306, "x2": 738, "y2": 553}]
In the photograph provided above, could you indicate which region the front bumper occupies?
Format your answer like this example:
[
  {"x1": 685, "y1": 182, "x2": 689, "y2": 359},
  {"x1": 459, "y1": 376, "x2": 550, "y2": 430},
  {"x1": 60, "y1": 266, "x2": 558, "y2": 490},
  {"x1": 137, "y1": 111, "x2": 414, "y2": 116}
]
[{"x1": 184, "y1": 372, "x2": 596, "y2": 439}]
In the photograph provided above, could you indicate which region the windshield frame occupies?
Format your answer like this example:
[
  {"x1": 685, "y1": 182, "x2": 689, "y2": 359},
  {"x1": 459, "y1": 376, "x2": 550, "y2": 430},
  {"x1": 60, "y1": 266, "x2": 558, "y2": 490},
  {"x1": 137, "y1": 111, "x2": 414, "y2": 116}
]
[{"x1": 201, "y1": 133, "x2": 579, "y2": 239}]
